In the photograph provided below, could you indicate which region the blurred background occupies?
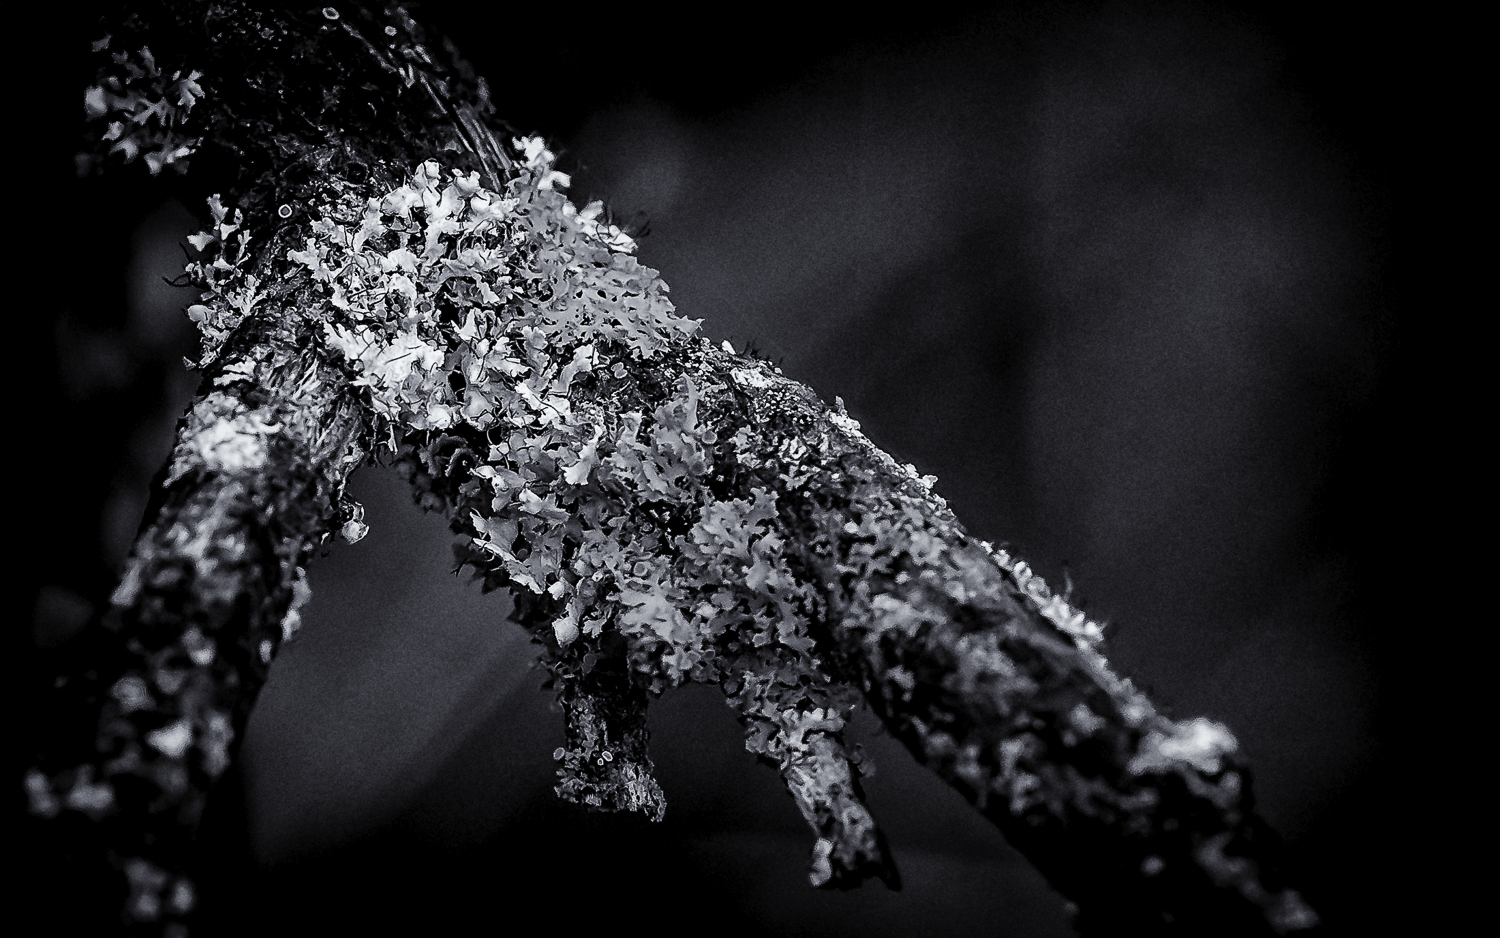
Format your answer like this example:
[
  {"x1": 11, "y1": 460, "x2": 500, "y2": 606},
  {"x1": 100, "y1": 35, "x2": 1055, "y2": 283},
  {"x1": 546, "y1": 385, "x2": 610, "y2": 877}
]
[{"x1": 25, "y1": 2, "x2": 1422, "y2": 934}]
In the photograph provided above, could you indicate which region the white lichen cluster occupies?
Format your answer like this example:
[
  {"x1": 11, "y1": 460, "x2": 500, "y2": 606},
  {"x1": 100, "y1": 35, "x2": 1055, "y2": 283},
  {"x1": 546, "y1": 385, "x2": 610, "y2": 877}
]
[
  {"x1": 178, "y1": 139, "x2": 892, "y2": 871},
  {"x1": 207, "y1": 140, "x2": 843, "y2": 693},
  {"x1": 165, "y1": 389, "x2": 280, "y2": 484},
  {"x1": 1129, "y1": 717, "x2": 1240, "y2": 777},
  {"x1": 83, "y1": 36, "x2": 204, "y2": 175},
  {"x1": 820, "y1": 400, "x2": 942, "y2": 502},
  {"x1": 170, "y1": 135, "x2": 1277, "y2": 904},
  {"x1": 184, "y1": 196, "x2": 263, "y2": 366},
  {"x1": 42, "y1": 9, "x2": 1312, "y2": 930},
  {"x1": 983, "y1": 543, "x2": 1106, "y2": 647}
]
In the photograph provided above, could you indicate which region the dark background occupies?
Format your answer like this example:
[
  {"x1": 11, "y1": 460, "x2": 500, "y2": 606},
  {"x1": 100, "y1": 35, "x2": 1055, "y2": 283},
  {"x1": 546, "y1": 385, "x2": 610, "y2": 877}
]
[{"x1": 23, "y1": 2, "x2": 1434, "y2": 934}]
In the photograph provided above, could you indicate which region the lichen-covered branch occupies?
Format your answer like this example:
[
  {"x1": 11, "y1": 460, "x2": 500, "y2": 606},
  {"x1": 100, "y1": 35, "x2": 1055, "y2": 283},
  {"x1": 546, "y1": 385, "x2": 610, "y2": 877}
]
[
  {"x1": 34, "y1": 2, "x2": 498, "y2": 930},
  {"x1": 27, "y1": 312, "x2": 369, "y2": 930},
  {"x1": 365, "y1": 154, "x2": 1312, "y2": 930},
  {"x1": 546, "y1": 633, "x2": 668, "y2": 821},
  {"x1": 36, "y1": 2, "x2": 1318, "y2": 934}
]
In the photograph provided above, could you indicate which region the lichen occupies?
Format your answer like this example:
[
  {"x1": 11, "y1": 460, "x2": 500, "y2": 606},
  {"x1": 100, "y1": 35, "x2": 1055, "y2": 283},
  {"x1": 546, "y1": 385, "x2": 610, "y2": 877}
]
[
  {"x1": 48, "y1": 5, "x2": 1318, "y2": 921},
  {"x1": 31, "y1": 259, "x2": 371, "y2": 936},
  {"x1": 183, "y1": 196, "x2": 262, "y2": 366},
  {"x1": 1129, "y1": 717, "x2": 1240, "y2": 777},
  {"x1": 188, "y1": 137, "x2": 1312, "y2": 919},
  {"x1": 81, "y1": 35, "x2": 204, "y2": 175},
  {"x1": 203, "y1": 140, "x2": 898, "y2": 880}
]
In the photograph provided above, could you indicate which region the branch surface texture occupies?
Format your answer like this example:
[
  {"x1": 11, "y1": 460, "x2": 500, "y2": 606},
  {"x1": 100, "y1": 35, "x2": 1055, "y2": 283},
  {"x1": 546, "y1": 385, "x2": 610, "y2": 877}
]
[{"x1": 31, "y1": 3, "x2": 1319, "y2": 935}]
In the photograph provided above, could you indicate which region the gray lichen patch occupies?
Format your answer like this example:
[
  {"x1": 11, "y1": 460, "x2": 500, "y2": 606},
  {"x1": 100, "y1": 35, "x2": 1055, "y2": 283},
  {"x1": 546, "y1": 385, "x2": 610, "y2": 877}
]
[
  {"x1": 55, "y1": 133, "x2": 1312, "y2": 930},
  {"x1": 165, "y1": 391, "x2": 281, "y2": 484},
  {"x1": 81, "y1": 36, "x2": 204, "y2": 175},
  {"x1": 33, "y1": 307, "x2": 372, "y2": 932},
  {"x1": 48, "y1": 2, "x2": 1319, "y2": 927},
  {"x1": 781, "y1": 731, "x2": 897, "y2": 888},
  {"x1": 315, "y1": 146, "x2": 896, "y2": 883},
  {"x1": 345, "y1": 143, "x2": 1314, "y2": 926}
]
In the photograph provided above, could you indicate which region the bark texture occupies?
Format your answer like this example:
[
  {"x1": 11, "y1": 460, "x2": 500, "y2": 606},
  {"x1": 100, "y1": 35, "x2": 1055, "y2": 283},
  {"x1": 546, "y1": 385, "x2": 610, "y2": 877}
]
[
  {"x1": 27, "y1": 313, "x2": 369, "y2": 931},
  {"x1": 549, "y1": 642, "x2": 669, "y2": 822},
  {"x1": 33, "y1": 2, "x2": 1319, "y2": 935}
]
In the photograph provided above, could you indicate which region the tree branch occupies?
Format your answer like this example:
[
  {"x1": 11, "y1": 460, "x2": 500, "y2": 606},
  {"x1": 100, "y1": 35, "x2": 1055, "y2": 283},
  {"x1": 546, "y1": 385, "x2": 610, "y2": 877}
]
[
  {"x1": 33, "y1": 2, "x2": 1319, "y2": 934},
  {"x1": 28, "y1": 313, "x2": 369, "y2": 928}
]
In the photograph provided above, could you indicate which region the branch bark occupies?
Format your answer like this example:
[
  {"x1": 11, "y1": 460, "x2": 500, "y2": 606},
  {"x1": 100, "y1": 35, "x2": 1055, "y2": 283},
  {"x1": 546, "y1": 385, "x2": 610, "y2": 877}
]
[
  {"x1": 28, "y1": 313, "x2": 369, "y2": 928},
  {"x1": 32, "y1": 3, "x2": 1319, "y2": 935}
]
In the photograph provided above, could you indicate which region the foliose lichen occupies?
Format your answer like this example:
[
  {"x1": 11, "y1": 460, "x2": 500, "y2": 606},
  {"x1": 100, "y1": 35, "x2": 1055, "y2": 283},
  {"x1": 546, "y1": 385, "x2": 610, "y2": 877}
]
[
  {"x1": 181, "y1": 137, "x2": 899, "y2": 882},
  {"x1": 81, "y1": 35, "x2": 204, "y2": 175},
  {"x1": 41, "y1": 0, "x2": 1322, "y2": 927},
  {"x1": 149, "y1": 123, "x2": 1313, "y2": 924},
  {"x1": 183, "y1": 196, "x2": 261, "y2": 366}
]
